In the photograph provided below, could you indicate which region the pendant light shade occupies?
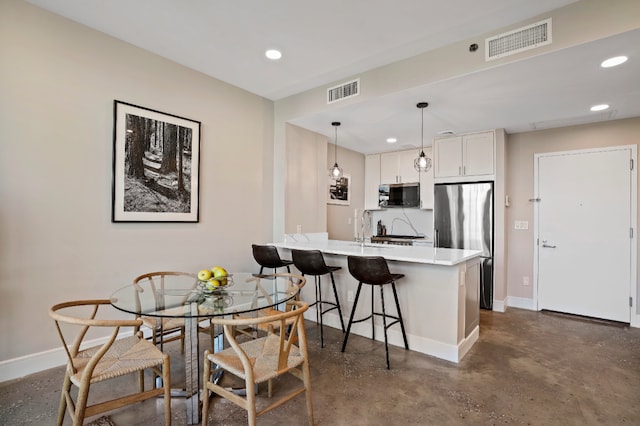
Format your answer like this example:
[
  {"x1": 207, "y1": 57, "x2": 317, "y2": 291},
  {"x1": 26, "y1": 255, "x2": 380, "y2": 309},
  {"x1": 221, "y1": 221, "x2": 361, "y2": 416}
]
[
  {"x1": 414, "y1": 102, "x2": 432, "y2": 173},
  {"x1": 329, "y1": 121, "x2": 344, "y2": 179}
]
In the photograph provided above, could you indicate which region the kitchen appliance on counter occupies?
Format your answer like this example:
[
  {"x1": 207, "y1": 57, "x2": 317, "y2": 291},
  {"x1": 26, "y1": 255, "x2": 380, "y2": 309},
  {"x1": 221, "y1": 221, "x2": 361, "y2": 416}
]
[
  {"x1": 378, "y1": 183, "x2": 420, "y2": 208},
  {"x1": 434, "y1": 182, "x2": 494, "y2": 310}
]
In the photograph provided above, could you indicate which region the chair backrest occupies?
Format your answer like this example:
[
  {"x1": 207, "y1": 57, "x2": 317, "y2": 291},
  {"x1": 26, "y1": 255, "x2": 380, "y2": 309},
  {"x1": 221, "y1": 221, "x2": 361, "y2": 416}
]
[
  {"x1": 252, "y1": 244, "x2": 287, "y2": 268},
  {"x1": 347, "y1": 256, "x2": 395, "y2": 285},
  {"x1": 291, "y1": 249, "x2": 331, "y2": 276},
  {"x1": 49, "y1": 299, "x2": 143, "y2": 374},
  {"x1": 132, "y1": 271, "x2": 198, "y2": 312},
  {"x1": 212, "y1": 300, "x2": 310, "y2": 372}
]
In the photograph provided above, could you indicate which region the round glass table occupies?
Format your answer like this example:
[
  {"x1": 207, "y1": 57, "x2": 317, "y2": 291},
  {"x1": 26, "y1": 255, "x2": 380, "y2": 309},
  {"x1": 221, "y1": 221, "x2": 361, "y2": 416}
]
[{"x1": 110, "y1": 272, "x2": 302, "y2": 425}]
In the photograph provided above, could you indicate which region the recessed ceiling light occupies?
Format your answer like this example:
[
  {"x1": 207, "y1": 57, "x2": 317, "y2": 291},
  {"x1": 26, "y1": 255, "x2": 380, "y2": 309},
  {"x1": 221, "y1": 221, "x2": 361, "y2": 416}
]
[
  {"x1": 386, "y1": 138, "x2": 397, "y2": 143},
  {"x1": 601, "y1": 56, "x2": 628, "y2": 68},
  {"x1": 265, "y1": 49, "x2": 282, "y2": 60},
  {"x1": 590, "y1": 104, "x2": 610, "y2": 112},
  {"x1": 437, "y1": 130, "x2": 455, "y2": 135}
]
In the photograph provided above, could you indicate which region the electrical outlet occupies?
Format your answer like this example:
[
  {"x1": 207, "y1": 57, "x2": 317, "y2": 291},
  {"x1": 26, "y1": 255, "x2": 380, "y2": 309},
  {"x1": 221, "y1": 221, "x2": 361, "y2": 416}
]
[
  {"x1": 296, "y1": 224, "x2": 302, "y2": 234},
  {"x1": 523, "y1": 276, "x2": 530, "y2": 286},
  {"x1": 347, "y1": 290, "x2": 354, "y2": 302},
  {"x1": 515, "y1": 220, "x2": 529, "y2": 230}
]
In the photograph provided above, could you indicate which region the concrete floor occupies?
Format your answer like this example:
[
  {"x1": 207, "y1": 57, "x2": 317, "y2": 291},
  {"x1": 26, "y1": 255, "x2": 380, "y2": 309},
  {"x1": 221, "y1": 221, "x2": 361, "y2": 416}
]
[{"x1": 1, "y1": 308, "x2": 639, "y2": 425}]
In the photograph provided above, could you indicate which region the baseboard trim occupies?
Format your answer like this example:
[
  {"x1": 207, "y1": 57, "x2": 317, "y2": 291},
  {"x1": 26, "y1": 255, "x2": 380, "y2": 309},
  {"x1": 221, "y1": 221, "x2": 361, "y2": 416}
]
[
  {"x1": 506, "y1": 296, "x2": 535, "y2": 311},
  {"x1": 492, "y1": 299, "x2": 506, "y2": 312}
]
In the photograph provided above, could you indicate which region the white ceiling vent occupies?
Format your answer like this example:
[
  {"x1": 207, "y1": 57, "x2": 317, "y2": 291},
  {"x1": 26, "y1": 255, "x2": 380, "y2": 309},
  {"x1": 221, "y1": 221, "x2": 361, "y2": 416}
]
[
  {"x1": 486, "y1": 18, "x2": 552, "y2": 61},
  {"x1": 327, "y1": 78, "x2": 360, "y2": 104}
]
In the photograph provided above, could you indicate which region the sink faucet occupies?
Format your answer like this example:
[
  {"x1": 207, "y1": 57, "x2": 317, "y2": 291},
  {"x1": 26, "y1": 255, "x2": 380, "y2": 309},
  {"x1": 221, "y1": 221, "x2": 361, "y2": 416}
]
[{"x1": 359, "y1": 210, "x2": 371, "y2": 247}]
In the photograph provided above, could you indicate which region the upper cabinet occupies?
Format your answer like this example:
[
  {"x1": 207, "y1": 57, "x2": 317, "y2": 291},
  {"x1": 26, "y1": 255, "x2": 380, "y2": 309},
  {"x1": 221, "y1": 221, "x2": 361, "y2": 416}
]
[
  {"x1": 380, "y1": 149, "x2": 420, "y2": 184},
  {"x1": 364, "y1": 154, "x2": 381, "y2": 210},
  {"x1": 419, "y1": 147, "x2": 434, "y2": 210},
  {"x1": 433, "y1": 131, "x2": 495, "y2": 182}
]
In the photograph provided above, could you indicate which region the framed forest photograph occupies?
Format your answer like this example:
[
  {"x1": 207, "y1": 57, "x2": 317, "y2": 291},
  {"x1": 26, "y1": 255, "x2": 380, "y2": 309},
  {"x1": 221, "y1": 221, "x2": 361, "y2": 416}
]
[{"x1": 112, "y1": 100, "x2": 201, "y2": 222}]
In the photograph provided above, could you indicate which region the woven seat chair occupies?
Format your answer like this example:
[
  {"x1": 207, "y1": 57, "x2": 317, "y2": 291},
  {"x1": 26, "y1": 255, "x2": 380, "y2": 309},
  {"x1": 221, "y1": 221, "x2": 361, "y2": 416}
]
[
  {"x1": 202, "y1": 300, "x2": 313, "y2": 426},
  {"x1": 133, "y1": 271, "x2": 214, "y2": 352},
  {"x1": 49, "y1": 299, "x2": 171, "y2": 426},
  {"x1": 233, "y1": 273, "x2": 306, "y2": 339}
]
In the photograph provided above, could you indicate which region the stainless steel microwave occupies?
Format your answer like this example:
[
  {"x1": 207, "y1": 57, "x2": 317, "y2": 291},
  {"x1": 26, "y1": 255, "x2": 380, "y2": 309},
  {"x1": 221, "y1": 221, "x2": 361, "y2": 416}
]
[{"x1": 378, "y1": 183, "x2": 420, "y2": 208}]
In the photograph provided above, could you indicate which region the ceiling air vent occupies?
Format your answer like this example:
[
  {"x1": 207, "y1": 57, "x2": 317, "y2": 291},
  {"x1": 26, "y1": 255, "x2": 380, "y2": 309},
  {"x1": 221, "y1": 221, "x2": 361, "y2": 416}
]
[
  {"x1": 486, "y1": 18, "x2": 552, "y2": 61},
  {"x1": 327, "y1": 78, "x2": 360, "y2": 104}
]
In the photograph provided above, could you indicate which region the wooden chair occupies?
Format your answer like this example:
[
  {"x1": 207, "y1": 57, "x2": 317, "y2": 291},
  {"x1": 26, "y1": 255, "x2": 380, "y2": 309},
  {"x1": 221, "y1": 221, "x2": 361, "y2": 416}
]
[
  {"x1": 233, "y1": 273, "x2": 306, "y2": 339},
  {"x1": 49, "y1": 299, "x2": 171, "y2": 426},
  {"x1": 133, "y1": 271, "x2": 214, "y2": 352},
  {"x1": 201, "y1": 300, "x2": 313, "y2": 426}
]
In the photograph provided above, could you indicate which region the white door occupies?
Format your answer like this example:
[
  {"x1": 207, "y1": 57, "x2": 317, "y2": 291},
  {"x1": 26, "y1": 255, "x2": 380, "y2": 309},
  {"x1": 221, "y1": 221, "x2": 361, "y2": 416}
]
[{"x1": 535, "y1": 147, "x2": 634, "y2": 323}]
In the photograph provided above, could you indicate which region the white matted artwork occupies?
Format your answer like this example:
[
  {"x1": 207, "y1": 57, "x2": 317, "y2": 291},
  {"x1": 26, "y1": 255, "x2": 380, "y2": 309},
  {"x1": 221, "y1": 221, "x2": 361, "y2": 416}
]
[{"x1": 328, "y1": 174, "x2": 350, "y2": 205}]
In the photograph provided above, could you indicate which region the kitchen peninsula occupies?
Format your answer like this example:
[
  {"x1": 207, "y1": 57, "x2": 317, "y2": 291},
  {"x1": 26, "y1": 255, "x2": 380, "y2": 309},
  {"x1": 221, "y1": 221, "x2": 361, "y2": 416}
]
[{"x1": 273, "y1": 234, "x2": 483, "y2": 362}]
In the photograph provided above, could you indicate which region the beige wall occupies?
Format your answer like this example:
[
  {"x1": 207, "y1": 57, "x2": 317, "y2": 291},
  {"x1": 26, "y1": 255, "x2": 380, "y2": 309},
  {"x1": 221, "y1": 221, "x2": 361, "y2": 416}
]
[
  {"x1": 505, "y1": 117, "x2": 640, "y2": 307},
  {"x1": 0, "y1": 0, "x2": 274, "y2": 362},
  {"x1": 327, "y1": 145, "x2": 365, "y2": 241}
]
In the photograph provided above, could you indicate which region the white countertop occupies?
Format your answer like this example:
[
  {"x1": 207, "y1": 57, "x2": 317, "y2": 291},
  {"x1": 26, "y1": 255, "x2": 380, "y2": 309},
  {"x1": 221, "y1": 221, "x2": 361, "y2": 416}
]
[{"x1": 273, "y1": 239, "x2": 482, "y2": 266}]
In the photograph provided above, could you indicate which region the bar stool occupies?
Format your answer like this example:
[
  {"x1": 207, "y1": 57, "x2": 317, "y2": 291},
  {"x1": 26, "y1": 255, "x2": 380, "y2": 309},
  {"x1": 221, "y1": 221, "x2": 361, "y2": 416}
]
[
  {"x1": 342, "y1": 255, "x2": 409, "y2": 369},
  {"x1": 252, "y1": 244, "x2": 294, "y2": 276},
  {"x1": 291, "y1": 249, "x2": 346, "y2": 347}
]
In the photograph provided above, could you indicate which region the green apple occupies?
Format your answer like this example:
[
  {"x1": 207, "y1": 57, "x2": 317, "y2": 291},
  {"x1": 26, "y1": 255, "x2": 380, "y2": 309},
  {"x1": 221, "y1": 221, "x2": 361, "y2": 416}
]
[
  {"x1": 211, "y1": 266, "x2": 228, "y2": 278},
  {"x1": 206, "y1": 278, "x2": 221, "y2": 290},
  {"x1": 198, "y1": 269, "x2": 212, "y2": 281}
]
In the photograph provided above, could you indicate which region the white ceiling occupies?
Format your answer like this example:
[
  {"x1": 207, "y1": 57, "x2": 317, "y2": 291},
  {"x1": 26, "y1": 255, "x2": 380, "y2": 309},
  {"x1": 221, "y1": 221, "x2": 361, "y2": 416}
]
[{"x1": 26, "y1": 0, "x2": 640, "y2": 154}]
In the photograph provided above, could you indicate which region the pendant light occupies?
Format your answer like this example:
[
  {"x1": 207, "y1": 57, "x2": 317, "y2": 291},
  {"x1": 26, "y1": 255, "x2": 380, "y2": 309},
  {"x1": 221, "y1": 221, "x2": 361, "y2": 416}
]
[
  {"x1": 414, "y1": 102, "x2": 432, "y2": 172},
  {"x1": 329, "y1": 121, "x2": 344, "y2": 179}
]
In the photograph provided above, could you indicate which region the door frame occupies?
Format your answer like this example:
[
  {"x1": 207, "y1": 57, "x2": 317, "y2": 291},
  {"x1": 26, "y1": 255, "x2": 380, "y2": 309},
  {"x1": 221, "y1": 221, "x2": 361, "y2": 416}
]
[{"x1": 532, "y1": 145, "x2": 638, "y2": 327}]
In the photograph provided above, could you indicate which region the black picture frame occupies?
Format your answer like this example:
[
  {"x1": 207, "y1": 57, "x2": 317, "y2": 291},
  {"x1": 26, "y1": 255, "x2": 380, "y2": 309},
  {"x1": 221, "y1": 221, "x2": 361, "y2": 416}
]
[{"x1": 112, "y1": 100, "x2": 201, "y2": 222}]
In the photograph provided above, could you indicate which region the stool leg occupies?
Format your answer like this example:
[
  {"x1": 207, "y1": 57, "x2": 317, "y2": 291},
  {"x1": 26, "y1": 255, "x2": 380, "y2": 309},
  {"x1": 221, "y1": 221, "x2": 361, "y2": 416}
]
[
  {"x1": 330, "y1": 272, "x2": 346, "y2": 332},
  {"x1": 380, "y1": 285, "x2": 390, "y2": 369},
  {"x1": 286, "y1": 265, "x2": 291, "y2": 273},
  {"x1": 370, "y1": 286, "x2": 375, "y2": 340},
  {"x1": 316, "y1": 276, "x2": 325, "y2": 348},
  {"x1": 341, "y1": 282, "x2": 363, "y2": 352},
  {"x1": 259, "y1": 266, "x2": 264, "y2": 275},
  {"x1": 391, "y1": 282, "x2": 409, "y2": 350}
]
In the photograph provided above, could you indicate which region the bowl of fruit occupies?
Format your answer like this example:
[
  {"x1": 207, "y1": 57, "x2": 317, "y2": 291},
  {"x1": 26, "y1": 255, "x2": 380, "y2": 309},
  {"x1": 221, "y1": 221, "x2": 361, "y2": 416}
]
[{"x1": 197, "y1": 266, "x2": 233, "y2": 293}]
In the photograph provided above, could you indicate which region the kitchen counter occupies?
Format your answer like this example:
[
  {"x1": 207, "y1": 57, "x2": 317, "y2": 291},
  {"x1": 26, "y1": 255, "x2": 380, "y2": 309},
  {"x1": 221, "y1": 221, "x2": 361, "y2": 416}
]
[
  {"x1": 273, "y1": 239, "x2": 480, "y2": 266},
  {"x1": 274, "y1": 235, "x2": 482, "y2": 363}
]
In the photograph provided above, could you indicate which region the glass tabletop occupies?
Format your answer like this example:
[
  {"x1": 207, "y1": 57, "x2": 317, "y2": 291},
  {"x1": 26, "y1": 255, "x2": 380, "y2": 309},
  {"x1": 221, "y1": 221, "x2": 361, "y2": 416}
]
[{"x1": 110, "y1": 272, "x2": 300, "y2": 318}]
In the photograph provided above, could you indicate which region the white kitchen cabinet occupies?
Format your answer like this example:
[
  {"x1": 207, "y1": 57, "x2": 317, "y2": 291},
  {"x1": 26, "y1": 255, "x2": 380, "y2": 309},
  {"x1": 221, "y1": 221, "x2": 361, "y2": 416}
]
[
  {"x1": 380, "y1": 149, "x2": 420, "y2": 184},
  {"x1": 364, "y1": 154, "x2": 381, "y2": 210},
  {"x1": 419, "y1": 147, "x2": 434, "y2": 209},
  {"x1": 434, "y1": 131, "x2": 494, "y2": 181}
]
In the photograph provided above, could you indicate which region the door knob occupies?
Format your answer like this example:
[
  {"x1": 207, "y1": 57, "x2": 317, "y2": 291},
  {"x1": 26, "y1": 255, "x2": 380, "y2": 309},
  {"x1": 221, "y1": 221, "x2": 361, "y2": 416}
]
[{"x1": 541, "y1": 240, "x2": 557, "y2": 248}]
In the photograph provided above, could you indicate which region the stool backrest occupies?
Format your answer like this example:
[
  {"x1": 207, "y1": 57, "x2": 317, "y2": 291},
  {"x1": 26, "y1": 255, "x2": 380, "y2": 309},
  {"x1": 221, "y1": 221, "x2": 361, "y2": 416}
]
[
  {"x1": 347, "y1": 256, "x2": 394, "y2": 285},
  {"x1": 252, "y1": 244, "x2": 286, "y2": 268},
  {"x1": 292, "y1": 249, "x2": 330, "y2": 276}
]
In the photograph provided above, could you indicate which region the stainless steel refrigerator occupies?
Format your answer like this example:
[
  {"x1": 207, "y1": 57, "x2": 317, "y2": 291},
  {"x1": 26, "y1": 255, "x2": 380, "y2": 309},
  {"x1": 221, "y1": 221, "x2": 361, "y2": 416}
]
[{"x1": 434, "y1": 182, "x2": 494, "y2": 310}]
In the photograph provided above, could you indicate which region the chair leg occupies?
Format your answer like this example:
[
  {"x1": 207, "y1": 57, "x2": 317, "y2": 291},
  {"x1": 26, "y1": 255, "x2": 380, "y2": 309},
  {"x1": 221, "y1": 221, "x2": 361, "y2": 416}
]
[
  {"x1": 56, "y1": 372, "x2": 71, "y2": 426},
  {"x1": 246, "y1": 376, "x2": 257, "y2": 426},
  {"x1": 73, "y1": 381, "x2": 91, "y2": 426},
  {"x1": 202, "y1": 351, "x2": 211, "y2": 426},
  {"x1": 330, "y1": 272, "x2": 346, "y2": 332},
  {"x1": 391, "y1": 282, "x2": 409, "y2": 350},
  {"x1": 162, "y1": 354, "x2": 171, "y2": 426},
  {"x1": 341, "y1": 282, "x2": 363, "y2": 352},
  {"x1": 380, "y1": 285, "x2": 390, "y2": 369}
]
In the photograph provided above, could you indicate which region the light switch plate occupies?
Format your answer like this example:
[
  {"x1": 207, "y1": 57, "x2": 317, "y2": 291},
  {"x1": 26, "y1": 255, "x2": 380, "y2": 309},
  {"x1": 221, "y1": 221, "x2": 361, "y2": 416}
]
[{"x1": 514, "y1": 220, "x2": 529, "y2": 230}]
